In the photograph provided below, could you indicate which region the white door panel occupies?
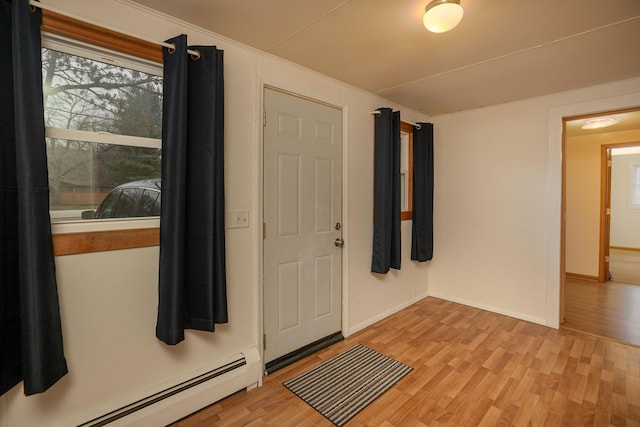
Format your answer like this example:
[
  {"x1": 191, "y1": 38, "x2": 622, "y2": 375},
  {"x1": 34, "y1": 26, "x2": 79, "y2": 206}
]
[{"x1": 263, "y1": 88, "x2": 342, "y2": 363}]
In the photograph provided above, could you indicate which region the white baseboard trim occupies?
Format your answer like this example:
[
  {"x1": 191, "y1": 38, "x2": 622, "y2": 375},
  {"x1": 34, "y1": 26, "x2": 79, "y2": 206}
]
[
  {"x1": 62, "y1": 347, "x2": 262, "y2": 427},
  {"x1": 428, "y1": 291, "x2": 547, "y2": 326},
  {"x1": 347, "y1": 291, "x2": 430, "y2": 336},
  {"x1": 120, "y1": 347, "x2": 262, "y2": 427}
]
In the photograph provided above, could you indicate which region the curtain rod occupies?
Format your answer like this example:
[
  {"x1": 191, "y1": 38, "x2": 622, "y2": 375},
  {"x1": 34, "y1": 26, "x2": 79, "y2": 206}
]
[
  {"x1": 29, "y1": 0, "x2": 201, "y2": 58},
  {"x1": 370, "y1": 110, "x2": 421, "y2": 129}
]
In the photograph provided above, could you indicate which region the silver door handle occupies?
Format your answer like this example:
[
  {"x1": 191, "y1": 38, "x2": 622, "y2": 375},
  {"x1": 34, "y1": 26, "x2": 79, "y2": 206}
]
[{"x1": 334, "y1": 238, "x2": 344, "y2": 248}]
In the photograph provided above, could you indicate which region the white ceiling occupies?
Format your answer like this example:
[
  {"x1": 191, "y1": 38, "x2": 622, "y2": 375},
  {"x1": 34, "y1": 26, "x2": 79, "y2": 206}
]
[{"x1": 129, "y1": 0, "x2": 640, "y2": 116}]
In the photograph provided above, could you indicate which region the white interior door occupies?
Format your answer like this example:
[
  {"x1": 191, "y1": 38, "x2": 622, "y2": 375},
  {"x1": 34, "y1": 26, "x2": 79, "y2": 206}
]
[{"x1": 263, "y1": 87, "x2": 342, "y2": 364}]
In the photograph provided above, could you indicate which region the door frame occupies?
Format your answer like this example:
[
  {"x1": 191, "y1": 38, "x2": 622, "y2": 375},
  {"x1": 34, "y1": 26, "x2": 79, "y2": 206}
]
[
  {"x1": 599, "y1": 144, "x2": 612, "y2": 283},
  {"x1": 559, "y1": 104, "x2": 640, "y2": 326},
  {"x1": 553, "y1": 93, "x2": 640, "y2": 329},
  {"x1": 257, "y1": 83, "x2": 348, "y2": 369}
]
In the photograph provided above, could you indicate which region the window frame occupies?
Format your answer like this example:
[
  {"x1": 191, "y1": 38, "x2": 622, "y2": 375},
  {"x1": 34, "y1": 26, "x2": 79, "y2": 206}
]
[
  {"x1": 400, "y1": 121, "x2": 414, "y2": 221},
  {"x1": 631, "y1": 163, "x2": 640, "y2": 209},
  {"x1": 42, "y1": 11, "x2": 163, "y2": 255}
]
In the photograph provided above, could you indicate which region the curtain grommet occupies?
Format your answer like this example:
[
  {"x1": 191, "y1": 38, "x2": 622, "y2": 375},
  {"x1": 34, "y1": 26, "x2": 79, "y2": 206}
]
[{"x1": 190, "y1": 50, "x2": 201, "y2": 61}]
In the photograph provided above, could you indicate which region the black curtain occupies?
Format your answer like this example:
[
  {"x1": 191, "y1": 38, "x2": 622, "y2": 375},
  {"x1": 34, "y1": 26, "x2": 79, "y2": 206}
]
[
  {"x1": 371, "y1": 108, "x2": 401, "y2": 273},
  {"x1": 0, "y1": 0, "x2": 68, "y2": 396},
  {"x1": 156, "y1": 35, "x2": 228, "y2": 345},
  {"x1": 411, "y1": 123, "x2": 434, "y2": 262}
]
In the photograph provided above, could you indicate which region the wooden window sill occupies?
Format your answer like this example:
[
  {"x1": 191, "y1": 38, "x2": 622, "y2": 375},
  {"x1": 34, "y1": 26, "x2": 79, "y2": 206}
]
[
  {"x1": 52, "y1": 228, "x2": 159, "y2": 256},
  {"x1": 401, "y1": 211, "x2": 413, "y2": 221}
]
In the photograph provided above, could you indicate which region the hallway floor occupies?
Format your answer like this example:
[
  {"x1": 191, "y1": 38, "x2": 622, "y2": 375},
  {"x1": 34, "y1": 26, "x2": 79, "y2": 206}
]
[
  {"x1": 609, "y1": 248, "x2": 640, "y2": 286},
  {"x1": 563, "y1": 278, "x2": 640, "y2": 347}
]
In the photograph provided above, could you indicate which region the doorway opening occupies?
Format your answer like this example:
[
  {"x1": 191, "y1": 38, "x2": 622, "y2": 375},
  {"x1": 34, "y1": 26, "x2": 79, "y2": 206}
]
[
  {"x1": 606, "y1": 144, "x2": 640, "y2": 286},
  {"x1": 561, "y1": 107, "x2": 640, "y2": 347}
]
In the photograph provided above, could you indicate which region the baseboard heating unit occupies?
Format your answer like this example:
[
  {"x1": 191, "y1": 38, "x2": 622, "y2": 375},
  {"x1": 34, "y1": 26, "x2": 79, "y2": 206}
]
[{"x1": 76, "y1": 347, "x2": 261, "y2": 427}]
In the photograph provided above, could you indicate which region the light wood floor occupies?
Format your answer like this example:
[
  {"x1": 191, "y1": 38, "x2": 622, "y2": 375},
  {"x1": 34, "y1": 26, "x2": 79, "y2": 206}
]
[
  {"x1": 609, "y1": 248, "x2": 640, "y2": 286},
  {"x1": 563, "y1": 278, "x2": 640, "y2": 347},
  {"x1": 172, "y1": 297, "x2": 640, "y2": 426}
]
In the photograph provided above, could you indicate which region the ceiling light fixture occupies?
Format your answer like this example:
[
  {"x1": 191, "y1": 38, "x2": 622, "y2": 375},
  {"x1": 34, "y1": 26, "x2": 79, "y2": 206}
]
[
  {"x1": 423, "y1": 0, "x2": 464, "y2": 33},
  {"x1": 581, "y1": 117, "x2": 618, "y2": 130}
]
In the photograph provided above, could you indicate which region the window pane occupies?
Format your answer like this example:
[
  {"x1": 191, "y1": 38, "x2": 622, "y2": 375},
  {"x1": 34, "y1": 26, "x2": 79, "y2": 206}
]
[
  {"x1": 400, "y1": 131, "x2": 410, "y2": 171},
  {"x1": 42, "y1": 48, "x2": 162, "y2": 139},
  {"x1": 400, "y1": 172, "x2": 408, "y2": 211},
  {"x1": 47, "y1": 138, "x2": 161, "y2": 220},
  {"x1": 633, "y1": 165, "x2": 640, "y2": 207}
]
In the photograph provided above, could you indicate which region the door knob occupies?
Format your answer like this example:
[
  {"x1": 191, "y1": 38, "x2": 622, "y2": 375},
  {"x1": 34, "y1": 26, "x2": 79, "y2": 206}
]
[{"x1": 334, "y1": 238, "x2": 344, "y2": 248}]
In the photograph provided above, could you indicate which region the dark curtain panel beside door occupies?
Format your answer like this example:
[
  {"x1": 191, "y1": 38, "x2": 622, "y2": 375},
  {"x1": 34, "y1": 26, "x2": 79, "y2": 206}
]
[
  {"x1": 0, "y1": 0, "x2": 68, "y2": 396},
  {"x1": 156, "y1": 35, "x2": 228, "y2": 345},
  {"x1": 411, "y1": 123, "x2": 434, "y2": 262},
  {"x1": 371, "y1": 108, "x2": 401, "y2": 273}
]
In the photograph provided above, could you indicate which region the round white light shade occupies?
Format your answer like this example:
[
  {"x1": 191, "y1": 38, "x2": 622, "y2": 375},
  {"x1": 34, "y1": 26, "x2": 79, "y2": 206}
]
[
  {"x1": 581, "y1": 117, "x2": 618, "y2": 129},
  {"x1": 423, "y1": 0, "x2": 464, "y2": 33}
]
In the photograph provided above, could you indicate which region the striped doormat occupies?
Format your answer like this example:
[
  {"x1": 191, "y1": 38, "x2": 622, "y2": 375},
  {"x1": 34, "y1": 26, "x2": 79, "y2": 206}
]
[{"x1": 283, "y1": 344, "x2": 412, "y2": 426}]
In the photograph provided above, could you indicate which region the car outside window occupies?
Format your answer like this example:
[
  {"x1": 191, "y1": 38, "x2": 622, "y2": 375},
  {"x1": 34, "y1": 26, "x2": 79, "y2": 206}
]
[
  {"x1": 95, "y1": 189, "x2": 121, "y2": 219},
  {"x1": 152, "y1": 193, "x2": 161, "y2": 216},
  {"x1": 138, "y1": 189, "x2": 160, "y2": 217},
  {"x1": 114, "y1": 188, "x2": 143, "y2": 218}
]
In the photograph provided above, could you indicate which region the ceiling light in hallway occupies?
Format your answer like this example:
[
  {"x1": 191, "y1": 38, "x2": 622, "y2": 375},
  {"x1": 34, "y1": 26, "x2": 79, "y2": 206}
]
[{"x1": 581, "y1": 117, "x2": 618, "y2": 129}]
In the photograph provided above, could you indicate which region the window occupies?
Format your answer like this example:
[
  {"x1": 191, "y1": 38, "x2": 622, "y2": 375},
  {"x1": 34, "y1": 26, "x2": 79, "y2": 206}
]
[
  {"x1": 400, "y1": 121, "x2": 414, "y2": 220},
  {"x1": 632, "y1": 164, "x2": 640, "y2": 208},
  {"x1": 43, "y1": 38, "x2": 163, "y2": 222},
  {"x1": 41, "y1": 12, "x2": 165, "y2": 255}
]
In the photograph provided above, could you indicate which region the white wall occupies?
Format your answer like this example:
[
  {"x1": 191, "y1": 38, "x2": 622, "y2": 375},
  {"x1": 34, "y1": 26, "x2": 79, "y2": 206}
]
[
  {"x1": 344, "y1": 89, "x2": 430, "y2": 334},
  {"x1": 611, "y1": 153, "x2": 640, "y2": 248},
  {"x1": 428, "y1": 102, "x2": 549, "y2": 324},
  {"x1": 565, "y1": 134, "x2": 602, "y2": 277},
  {"x1": 1, "y1": 1, "x2": 429, "y2": 425},
  {"x1": 428, "y1": 78, "x2": 640, "y2": 327}
]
